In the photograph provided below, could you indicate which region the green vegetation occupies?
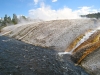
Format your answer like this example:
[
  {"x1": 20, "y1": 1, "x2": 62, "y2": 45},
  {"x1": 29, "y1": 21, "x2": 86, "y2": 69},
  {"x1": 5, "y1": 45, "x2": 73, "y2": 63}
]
[
  {"x1": 0, "y1": 14, "x2": 27, "y2": 31},
  {"x1": 81, "y1": 12, "x2": 100, "y2": 19},
  {"x1": 12, "y1": 14, "x2": 18, "y2": 24}
]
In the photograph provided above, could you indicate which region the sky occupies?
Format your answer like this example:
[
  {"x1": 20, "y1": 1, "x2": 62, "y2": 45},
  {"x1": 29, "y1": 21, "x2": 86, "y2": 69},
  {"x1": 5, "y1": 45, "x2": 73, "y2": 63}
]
[{"x1": 0, "y1": 0, "x2": 100, "y2": 20}]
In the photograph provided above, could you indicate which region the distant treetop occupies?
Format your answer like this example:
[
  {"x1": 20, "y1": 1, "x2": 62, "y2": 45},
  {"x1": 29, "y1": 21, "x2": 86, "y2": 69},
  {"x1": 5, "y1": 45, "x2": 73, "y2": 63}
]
[{"x1": 81, "y1": 12, "x2": 100, "y2": 19}]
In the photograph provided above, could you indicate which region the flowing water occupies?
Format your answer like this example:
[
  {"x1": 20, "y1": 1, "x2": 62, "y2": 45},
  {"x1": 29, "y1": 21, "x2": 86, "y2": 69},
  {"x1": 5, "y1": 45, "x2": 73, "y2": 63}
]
[
  {"x1": 0, "y1": 36, "x2": 89, "y2": 75},
  {"x1": 58, "y1": 26, "x2": 100, "y2": 55}
]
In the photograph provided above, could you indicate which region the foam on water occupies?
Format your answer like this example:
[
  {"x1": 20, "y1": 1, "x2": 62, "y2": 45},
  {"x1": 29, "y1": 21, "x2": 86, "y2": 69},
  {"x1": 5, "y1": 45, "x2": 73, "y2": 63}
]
[{"x1": 58, "y1": 52, "x2": 71, "y2": 56}]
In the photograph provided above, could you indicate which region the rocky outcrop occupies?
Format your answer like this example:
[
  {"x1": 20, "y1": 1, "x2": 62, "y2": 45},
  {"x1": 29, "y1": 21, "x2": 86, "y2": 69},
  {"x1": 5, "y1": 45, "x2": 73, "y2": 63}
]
[
  {"x1": 80, "y1": 48, "x2": 100, "y2": 75},
  {"x1": 66, "y1": 30, "x2": 100, "y2": 75},
  {"x1": 71, "y1": 30, "x2": 100, "y2": 63}
]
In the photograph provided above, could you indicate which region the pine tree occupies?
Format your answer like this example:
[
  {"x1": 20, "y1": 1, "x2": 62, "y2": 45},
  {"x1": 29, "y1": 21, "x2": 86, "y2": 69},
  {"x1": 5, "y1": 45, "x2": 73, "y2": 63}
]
[
  {"x1": 12, "y1": 14, "x2": 18, "y2": 24},
  {"x1": 4, "y1": 14, "x2": 7, "y2": 22},
  {"x1": 0, "y1": 18, "x2": 2, "y2": 26},
  {"x1": 3, "y1": 14, "x2": 8, "y2": 25},
  {"x1": 7, "y1": 16, "x2": 12, "y2": 23}
]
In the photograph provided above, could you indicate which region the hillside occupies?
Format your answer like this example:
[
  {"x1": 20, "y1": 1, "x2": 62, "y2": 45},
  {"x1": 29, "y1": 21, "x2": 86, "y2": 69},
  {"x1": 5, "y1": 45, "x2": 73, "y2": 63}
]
[{"x1": 1, "y1": 19, "x2": 100, "y2": 51}]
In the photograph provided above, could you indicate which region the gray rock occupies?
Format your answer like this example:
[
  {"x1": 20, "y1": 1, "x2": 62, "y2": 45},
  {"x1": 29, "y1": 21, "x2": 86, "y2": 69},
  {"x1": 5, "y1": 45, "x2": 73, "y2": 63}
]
[{"x1": 80, "y1": 48, "x2": 100, "y2": 75}]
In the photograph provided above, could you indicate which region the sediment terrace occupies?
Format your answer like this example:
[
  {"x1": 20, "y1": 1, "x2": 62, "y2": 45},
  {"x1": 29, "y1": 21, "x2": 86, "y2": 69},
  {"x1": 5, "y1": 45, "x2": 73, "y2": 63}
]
[{"x1": 1, "y1": 19, "x2": 100, "y2": 51}]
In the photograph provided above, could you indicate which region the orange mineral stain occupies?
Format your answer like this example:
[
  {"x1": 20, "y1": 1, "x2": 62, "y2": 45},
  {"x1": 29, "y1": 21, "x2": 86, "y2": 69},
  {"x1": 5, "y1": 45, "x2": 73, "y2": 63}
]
[{"x1": 66, "y1": 30, "x2": 100, "y2": 64}]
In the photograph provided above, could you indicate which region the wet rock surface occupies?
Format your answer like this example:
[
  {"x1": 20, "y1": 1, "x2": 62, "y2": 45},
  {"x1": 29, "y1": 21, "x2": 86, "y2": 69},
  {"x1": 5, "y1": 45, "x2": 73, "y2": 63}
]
[
  {"x1": 0, "y1": 36, "x2": 89, "y2": 75},
  {"x1": 80, "y1": 48, "x2": 100, "y2": 75}
]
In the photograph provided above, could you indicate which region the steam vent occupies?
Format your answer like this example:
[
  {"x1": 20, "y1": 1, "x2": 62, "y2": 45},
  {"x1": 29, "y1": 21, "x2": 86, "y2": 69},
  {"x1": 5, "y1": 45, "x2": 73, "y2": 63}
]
[{"x1": 1, "y1": 19, "x2": 100, "y2": 75}]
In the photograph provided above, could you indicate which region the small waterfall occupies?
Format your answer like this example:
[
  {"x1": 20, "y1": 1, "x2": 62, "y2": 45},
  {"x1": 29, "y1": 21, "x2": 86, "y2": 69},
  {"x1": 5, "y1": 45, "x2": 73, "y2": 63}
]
[
  {"x1": 58, "y1": 52, "x2": 71, "y2": 56},
  {"x1": 69, "y1": 30, "x2": 96, "y2": 53},
  {"x1": 58, "y1": 26, "x2": 100, "y2": 55}
]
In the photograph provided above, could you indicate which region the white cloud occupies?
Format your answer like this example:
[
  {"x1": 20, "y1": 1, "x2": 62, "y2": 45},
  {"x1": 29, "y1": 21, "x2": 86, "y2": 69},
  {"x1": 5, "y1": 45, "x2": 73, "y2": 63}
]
[
  {"x1": 34, "y1": 0, "x2": 39, "y2": 5},
  {"x1": 29, "y1": 4, "x2": 100, "y2": 21},
  {"x1": 52, "y1": 0, "x2": 57, "y2": 2},
  {"x1": 76, "y1": 6, "x2": 100, "y2": 15}
]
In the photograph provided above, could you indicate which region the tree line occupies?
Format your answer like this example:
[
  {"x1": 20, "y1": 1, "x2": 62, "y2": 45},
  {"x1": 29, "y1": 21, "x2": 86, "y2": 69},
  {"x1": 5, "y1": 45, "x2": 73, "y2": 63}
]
[
  {"x1": 0, "y1": 14, "x2": 28, "y2": 30},
  {"x1": 81, "y1": 12, "x2": 100, "y2": 19}
]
